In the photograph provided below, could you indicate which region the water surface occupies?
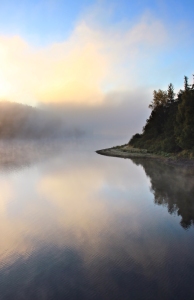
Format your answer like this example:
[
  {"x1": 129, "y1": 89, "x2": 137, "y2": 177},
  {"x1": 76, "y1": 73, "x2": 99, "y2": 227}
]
[{"x1": 0, "y1": 138, "x2": 194, "y2": 300}]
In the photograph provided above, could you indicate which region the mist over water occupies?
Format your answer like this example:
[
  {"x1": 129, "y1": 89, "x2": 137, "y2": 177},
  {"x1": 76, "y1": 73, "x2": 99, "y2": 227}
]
[
  {"x1": 0, "y1": 137, "x2": 193, "y2": 299},
  {"x1": 0, "y1": 90, "x2": 150, "y2": 143},
  {"x1": 0, "y1": 0, "x2": 194, "y2": 297}
]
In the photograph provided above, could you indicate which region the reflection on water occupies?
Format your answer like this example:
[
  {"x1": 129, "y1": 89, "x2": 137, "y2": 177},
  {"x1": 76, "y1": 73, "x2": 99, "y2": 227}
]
[
  {"x1": 131, "y1": 158, "x2": 194, "y2": 229},
  {"x1": 0, "y1": 140, "x2": 194, "y2": 299},
  {"x1": 0, "y1": 139, "x2": 65, "y2": 171}
]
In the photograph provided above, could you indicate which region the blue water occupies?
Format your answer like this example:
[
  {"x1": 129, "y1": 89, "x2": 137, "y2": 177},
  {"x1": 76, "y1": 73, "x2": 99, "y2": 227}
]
[{"x1": 0, "y1": 138, "x2": 193, "y2": 300}]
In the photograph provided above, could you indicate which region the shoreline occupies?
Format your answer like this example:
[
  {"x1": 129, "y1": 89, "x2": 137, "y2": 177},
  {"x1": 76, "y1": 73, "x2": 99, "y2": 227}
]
[{"x1": 96, "y1": 145, "x2": 194, "y2": 168}]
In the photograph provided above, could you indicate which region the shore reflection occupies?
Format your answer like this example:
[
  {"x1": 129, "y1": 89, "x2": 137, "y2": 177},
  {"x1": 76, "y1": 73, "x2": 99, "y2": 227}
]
[
  {"x1": 131, "y1": 158, "x2": 194, "y2": 229},
  {"x1": 0, "y1": 143, "x2": 194, "y2": 299}
]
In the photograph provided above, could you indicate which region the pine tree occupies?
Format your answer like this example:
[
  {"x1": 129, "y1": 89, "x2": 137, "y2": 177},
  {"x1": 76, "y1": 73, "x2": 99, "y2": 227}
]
[
  {"x1": 167, "y1": 83, "x2": 175, "y2": 103},
  {"x1": 129, "y1": 75, "x2": 194, "y2": 153},
  {"x1": 184, "y1": 76, "x2": 189, "y2": 91},
  {"x1": 175, "y1": 90, "x2": 194, "y2": 149}
]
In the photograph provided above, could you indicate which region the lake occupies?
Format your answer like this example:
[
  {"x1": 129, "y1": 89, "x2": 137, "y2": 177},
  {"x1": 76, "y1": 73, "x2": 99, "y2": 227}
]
[{"x1": 0, "y1": 138, "x2": 194, "y2": 300}]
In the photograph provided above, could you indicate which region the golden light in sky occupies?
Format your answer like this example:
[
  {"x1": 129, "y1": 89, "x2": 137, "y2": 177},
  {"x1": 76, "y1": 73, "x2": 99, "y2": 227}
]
[{"x1": 0, "y1": 15, "x2": 169, "y2": 107}]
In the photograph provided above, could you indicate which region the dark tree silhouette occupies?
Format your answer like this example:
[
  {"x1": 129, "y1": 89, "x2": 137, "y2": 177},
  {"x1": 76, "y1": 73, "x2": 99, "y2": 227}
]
[
  {"x1": 167, "y1": 83, "x2": 175, "y2": 103},
  {"x1": 129, "y1": 76, "x2": 194, "y2": 155},
  {"x1": 131, "y1": 158, "x2": 194, "y2": 229},
  {"x1": 184, "y1": 76, "x2": 189, "y2": 91}
]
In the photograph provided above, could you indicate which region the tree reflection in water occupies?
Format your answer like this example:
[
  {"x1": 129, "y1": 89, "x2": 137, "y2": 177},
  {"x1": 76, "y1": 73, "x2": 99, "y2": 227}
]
[{"x1": 131, "y1": 158, "x2": 194, "y2": 229}]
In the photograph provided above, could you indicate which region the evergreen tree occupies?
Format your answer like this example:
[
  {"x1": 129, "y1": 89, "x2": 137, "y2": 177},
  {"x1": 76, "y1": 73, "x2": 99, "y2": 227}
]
[
  {"x1": 129, "y1": 75, "x2": 194, "y2": 154},
  {"x1": 184, "y1": 76, "x2": 189, "y2": 91},
  {"x1": 175, "y1": 90, "x2": 194, "y2": 149},
  {"x1": 167, "y1": 83, "x2": 175, "y2": 103}
]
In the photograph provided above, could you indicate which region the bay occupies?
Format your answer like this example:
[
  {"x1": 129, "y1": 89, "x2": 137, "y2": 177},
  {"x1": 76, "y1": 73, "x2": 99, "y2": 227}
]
[{"x1": 0, "y1": 138, "x2": 193, "y2": 300}]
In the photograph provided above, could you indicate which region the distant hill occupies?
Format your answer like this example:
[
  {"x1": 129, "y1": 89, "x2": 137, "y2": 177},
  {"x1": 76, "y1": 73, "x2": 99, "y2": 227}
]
[{"x1": 0, "y1": 101, "x2": 83, "y2": 139}]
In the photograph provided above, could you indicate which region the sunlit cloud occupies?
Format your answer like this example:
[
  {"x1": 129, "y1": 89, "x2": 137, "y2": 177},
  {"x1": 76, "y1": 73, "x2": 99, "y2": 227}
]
[{"x1": 0, "y1": 12, "x2": 169, "y2": 106}]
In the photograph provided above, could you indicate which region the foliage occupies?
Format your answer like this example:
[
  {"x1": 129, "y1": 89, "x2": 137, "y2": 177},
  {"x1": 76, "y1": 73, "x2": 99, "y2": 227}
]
[
  {"x1": 129, "y1": 76, "x2": 194, "y2": 153},
  {"x1": 167, "y1": 83, "x2": 175, "y2": 103},
  {"x1": 148, "y1": 89, "x2": 168, "y2": 110},
  {"x1": 175, "y1": 90, "x2": 194, "y2": 149}
]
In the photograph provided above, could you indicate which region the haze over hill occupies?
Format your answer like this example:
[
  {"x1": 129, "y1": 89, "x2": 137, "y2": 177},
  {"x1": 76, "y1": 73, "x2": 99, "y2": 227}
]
[
  {"x1": 0, "y1": 101, "x2": 84, "y2": 139},
  {"x1": 0, "y1": 1, "x2": 193, "y2": 144},
  {"x1": 0, "y1": 87, "x2": 151, "y2": 142}
]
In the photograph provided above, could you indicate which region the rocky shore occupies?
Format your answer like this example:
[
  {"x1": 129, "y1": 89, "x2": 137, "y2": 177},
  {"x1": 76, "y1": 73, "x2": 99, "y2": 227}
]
[{"x1": 96, "y1": 144, "x2": 194, "y2": 168}]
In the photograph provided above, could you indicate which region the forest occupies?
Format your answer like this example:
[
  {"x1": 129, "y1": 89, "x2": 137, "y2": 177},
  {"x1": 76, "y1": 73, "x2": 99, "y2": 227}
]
[{"x1": 129, "y1": 76, "x2": 194, "y2": 157}]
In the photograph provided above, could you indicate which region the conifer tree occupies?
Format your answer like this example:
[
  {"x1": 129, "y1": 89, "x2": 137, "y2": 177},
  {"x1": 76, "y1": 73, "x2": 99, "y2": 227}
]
[
  {"x1": 167, "y1": 83, "x2": 175, "y2": 103},
  {"x1": 129, "y1": 75, "x2": 194, "y2": 154},
  {"x1": 184, "y1": 76, "x2": 189, "y2": 91},
  {"x1": 175, "y1": 89, "x2": 194, "y2": 149}
]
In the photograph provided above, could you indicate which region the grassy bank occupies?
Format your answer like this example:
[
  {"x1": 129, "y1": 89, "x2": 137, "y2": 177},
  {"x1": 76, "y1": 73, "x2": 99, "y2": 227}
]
[{"x1": 96, "y1": 144, "x2": 194, "y2": 167}]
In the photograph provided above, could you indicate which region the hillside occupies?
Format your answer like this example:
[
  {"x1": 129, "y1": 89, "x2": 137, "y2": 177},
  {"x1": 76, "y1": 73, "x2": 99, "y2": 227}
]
[
  {"x1": 129, "y1": 76, "x2": 194, "y2": 158},
  {"x1": 0, "y1": 101, "x2": 81, "y2": 139}
]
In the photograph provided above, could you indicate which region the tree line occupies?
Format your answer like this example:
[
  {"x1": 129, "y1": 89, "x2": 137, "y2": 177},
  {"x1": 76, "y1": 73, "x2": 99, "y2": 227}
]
[
  {"x1": 0, "y1": 101, "x2": 83, "y2": 140},
  {"x1": 129, "y1": 76, "x2": 194, "y2": 154}
]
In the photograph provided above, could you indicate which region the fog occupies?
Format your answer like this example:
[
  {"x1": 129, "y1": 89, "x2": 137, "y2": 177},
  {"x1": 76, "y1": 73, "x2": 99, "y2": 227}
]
[
  {"x1": 0, "y1": 101, "x2": 84, "y2": 140},
  {"x1": 0, "y1": 89, "x2": 151, "y2": 145},
  {"x1": 41, "y1": 89, "x2": 151, "y2": 143}
]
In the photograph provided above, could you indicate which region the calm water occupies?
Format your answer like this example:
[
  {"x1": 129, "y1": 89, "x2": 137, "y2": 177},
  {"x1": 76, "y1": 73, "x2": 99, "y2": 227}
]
[{"x1": 0, "y1": 138, "x2": 194, "y2": 300}]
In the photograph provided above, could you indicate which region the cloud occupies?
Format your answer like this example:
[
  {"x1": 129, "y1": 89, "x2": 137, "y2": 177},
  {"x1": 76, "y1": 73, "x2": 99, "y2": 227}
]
[
  {"x1": 0, "y1": 9, "x2": 181, "y2": 138},
  {"x1": 0, "y1": 12, "x2": 169, "y2": 106},
  {"x1": 0, "y1": 34, "x2": 107, "y2": 105}
]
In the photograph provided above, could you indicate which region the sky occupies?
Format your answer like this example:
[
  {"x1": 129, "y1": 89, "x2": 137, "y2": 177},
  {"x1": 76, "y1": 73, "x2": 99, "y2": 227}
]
[{"x1": 0, "y1": 0, "x2": 194, "y2": 139}]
